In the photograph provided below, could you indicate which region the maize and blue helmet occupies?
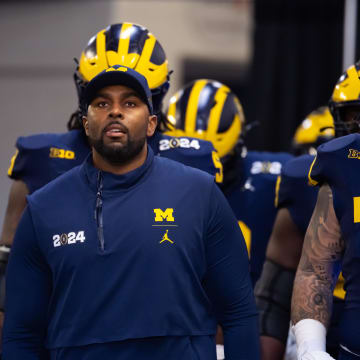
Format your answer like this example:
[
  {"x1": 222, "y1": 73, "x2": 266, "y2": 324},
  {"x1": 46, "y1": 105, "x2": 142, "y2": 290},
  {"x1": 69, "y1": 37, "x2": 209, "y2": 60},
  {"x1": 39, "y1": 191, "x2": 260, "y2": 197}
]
[
  {"x1": 329, "y1": 61, "x2": 360, "y2": 137},
  {"x1": 292, "y1": 106, "x2": 334, "y2": 155},
  {"x1": 69, "y1": 22, "x2": 170, "y2": 129},
  {"x1": 164, "y1": 79, "x2": 245, "y2": 159}
]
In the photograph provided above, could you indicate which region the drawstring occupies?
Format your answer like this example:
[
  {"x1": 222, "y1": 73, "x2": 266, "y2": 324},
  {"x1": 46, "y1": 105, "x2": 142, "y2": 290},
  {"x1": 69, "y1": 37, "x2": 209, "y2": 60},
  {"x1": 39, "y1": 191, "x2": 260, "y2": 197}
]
[{"x1": 95, "y1": 171, "x2": 105, "y2": 251}]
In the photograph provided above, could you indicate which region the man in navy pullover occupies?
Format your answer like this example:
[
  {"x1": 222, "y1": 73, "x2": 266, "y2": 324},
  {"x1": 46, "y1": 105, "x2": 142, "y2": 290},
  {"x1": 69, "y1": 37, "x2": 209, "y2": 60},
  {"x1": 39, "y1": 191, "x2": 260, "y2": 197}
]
[{"x1": 2, "y1": 65, "x2": 260, "y2": 360}]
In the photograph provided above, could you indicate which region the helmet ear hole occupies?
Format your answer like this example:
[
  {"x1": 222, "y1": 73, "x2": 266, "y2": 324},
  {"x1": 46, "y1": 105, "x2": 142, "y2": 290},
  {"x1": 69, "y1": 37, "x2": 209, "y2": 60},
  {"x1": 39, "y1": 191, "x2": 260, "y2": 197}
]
[{"x1": 164, "y1": 79, "x2": 245, "y2": 158}]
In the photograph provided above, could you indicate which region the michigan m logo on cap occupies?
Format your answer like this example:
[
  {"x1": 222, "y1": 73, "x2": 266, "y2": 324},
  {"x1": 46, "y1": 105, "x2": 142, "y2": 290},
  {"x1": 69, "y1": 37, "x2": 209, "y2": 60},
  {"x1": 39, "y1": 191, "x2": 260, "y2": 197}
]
[{"x1": 105, "y1": 66, "x2": 128, "y2": 72}]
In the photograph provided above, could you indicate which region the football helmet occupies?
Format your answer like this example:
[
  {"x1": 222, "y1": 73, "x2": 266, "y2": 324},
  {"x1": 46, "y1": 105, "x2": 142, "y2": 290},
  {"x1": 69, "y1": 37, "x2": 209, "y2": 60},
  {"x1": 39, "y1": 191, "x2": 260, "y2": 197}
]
[
  {"x1": 164, "y1": 79, "x2": 245, "y2": 159},
  {"x1": 329, "y1": 61, "x2": 360, "y2": 137},
  {"x1": 292, "y1": 106, "x2": 334, "y2": 155},
  {"x1": 69, "y1": 22, "x2": 170, "y2": 129}
]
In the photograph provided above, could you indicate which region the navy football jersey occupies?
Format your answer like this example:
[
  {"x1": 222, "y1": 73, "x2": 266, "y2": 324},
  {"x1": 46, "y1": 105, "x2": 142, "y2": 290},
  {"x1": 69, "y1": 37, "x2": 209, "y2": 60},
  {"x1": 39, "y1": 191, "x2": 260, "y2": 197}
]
[
  {"x1": 309, "y1": 133, "x2": 360, "y2": 352},
  {"x1": 8, "y1": 130, "x2": 222, "y2": 194},
  {"x1": 224, "y1": 150, "x2": 293, "y2": 285}
]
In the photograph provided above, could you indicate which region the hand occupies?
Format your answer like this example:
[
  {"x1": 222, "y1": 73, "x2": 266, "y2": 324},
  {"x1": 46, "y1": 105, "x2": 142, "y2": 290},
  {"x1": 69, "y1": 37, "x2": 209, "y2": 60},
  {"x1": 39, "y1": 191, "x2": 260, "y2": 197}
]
[{"x1": 298, "y1": 350, "x2": 335, "y2": 360}]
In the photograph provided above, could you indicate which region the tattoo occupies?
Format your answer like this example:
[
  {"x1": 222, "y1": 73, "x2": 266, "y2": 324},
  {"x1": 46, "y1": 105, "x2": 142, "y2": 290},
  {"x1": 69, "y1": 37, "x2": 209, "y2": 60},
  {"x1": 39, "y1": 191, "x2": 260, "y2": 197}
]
[{"x1": 291, "y1": 184, "x2": 344, "y2": 328}]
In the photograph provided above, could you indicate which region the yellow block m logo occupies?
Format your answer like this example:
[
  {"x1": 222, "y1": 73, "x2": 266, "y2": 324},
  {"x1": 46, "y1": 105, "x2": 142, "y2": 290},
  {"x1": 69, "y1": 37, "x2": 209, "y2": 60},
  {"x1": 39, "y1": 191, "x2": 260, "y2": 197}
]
[
  {"x1": 106, "y1": 66, "x2": 128, "y2": 73},
  {"x1": 154, "y1": 208, "x2": 174, "y2": 222}
]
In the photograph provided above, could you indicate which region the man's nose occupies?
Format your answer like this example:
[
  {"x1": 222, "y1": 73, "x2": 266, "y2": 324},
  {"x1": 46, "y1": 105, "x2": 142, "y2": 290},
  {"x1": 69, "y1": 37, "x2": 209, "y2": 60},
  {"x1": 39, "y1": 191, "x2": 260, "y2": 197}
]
[{"x1": 109, "y1": 103, "x2": 123, "y2": 118}]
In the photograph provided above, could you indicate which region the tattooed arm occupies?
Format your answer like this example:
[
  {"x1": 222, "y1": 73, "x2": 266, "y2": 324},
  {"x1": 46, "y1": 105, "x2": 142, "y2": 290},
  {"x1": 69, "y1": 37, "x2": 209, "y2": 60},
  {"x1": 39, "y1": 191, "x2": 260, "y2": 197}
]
[{"x1": 291, "y1": 184, "x2": 343, "y2": 359}]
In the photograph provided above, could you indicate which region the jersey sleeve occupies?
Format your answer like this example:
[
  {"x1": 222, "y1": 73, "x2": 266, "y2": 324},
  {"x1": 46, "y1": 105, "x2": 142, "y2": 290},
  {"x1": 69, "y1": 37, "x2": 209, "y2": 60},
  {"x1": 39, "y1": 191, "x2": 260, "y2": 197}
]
[
  {"x1": 276, "y1": 156, "x2": 318, "y2": 235},
  {"x1": 7, "y1": 136, "x2": 51, "y2": 193},
  {"x1": 2, "y1": 206, "x2": 51, "y2": 359},
  {"x1": 307, "y1": 134, "x2": 357, "y2": 187},
  {"x1": 150, "y1": 133, "x2": 223, "y2": 183},
  {"x1": 7, "y1": 137, "x2": 31, "y2": 180},
  {"x1": 203, "y1": 182, "x2": 260, "y2": 359}
]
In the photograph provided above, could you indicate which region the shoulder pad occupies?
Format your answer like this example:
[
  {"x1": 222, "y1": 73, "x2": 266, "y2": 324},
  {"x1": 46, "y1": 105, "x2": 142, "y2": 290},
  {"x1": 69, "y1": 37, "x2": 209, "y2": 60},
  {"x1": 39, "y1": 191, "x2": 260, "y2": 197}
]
[
  {"x1": 309, "y1": 134, "x2": 360, "y2": 186},
  {"x1": 8, "y1": 132, "x2": 69, "y2": 180},
  {"x1": 281, "y1": 154, "x2": 315, "y2": 179},
  {"x1": 16, "y1": 132, "x2": 68, "y2": 150},
  {"x1": 149, "y1": 132, "x2": 222, "y2": 182},
  {"x1": 152, "y1": 133, "x2": 215, "y2": 153},
  {"x1": 8, "y1": 130, "x2": 89, "y2": 193}
]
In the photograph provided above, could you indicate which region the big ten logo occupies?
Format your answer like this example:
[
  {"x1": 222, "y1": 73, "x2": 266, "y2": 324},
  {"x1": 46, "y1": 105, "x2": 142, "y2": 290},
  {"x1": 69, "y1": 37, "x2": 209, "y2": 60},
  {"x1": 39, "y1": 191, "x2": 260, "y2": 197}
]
[
  {"x1": 49, "y1": 147, "x2": 75, "y2": 160},
  {"x1": 348, "y1": 149, "x2": 360, "y2": 159},
  {"x1": 238, "y1": 221, "x2": 251, "y2": 257},
  {"x1": 154, "y1": 208, "x2": 175, "y2": 222},
  {"x1": 53, "y1": 231, "x2": 86, "y2": 247},
  {"x1": 250, "y1": 161, "x2": 282, "y2": 175}
]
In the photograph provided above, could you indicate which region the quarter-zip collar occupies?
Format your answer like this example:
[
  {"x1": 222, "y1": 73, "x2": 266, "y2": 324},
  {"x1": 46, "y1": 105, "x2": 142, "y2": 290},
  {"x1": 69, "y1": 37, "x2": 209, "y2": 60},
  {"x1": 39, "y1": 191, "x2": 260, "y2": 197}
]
[{"x1": 82, "y1": 145, "x2": 155, "y2": 194}]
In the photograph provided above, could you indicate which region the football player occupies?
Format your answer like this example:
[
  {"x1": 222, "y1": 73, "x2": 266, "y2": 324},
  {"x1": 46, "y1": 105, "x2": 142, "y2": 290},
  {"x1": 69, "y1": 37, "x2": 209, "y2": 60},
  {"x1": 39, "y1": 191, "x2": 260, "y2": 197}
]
[
  {"x1": 165, "y1": 79, "x2": 293, "y2": 359},
  {"x1": 291, "y1": 61, "x2": 360, "y2": 360},
  {"x1": 254, "y1": 106, "x2": 341, "y2": 360},
  {"x1": 0, "y1": 23, "x2": 221, "y2": 330},
  {"x1": 165, "y1": 78, "x2": 293, "y2": 286}
]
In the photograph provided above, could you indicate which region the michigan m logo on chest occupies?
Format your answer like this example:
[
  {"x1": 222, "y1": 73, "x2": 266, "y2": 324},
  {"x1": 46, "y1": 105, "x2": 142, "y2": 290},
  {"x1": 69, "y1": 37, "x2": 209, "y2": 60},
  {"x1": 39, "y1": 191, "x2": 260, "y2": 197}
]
[{"x1": 154, "y1": 208, "x2": 175, "y2": 222}]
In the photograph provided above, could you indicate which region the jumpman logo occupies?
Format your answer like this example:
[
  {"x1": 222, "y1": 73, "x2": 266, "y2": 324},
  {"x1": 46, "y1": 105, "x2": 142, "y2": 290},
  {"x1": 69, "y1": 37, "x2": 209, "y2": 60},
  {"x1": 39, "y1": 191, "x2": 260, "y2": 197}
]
[{"x1": 159, "y1": 230, "x2": 174, "y2": 244}]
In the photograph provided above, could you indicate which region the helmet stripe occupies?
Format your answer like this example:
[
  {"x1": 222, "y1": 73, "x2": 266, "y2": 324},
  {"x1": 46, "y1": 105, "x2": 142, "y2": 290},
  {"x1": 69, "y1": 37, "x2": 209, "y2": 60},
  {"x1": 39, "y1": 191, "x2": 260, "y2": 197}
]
[
  {"x1": 185, "y1": 80, "x2": 207, "y2": 133},
  {"x1": 138, "y1": 33, "x2": 156, "y2": 64},
  {"x1": 117, "y1": 23, "x2": 132, "y2": 62},
  {"x1": 96, "y1": 29, "x2": 110, "y2": 72},
  {"x1": 207, "y1": 85, "x2": 228, "y2": 136},
  {"x1": 166, "y1": 94, "x2": 179, "y2": 131}
]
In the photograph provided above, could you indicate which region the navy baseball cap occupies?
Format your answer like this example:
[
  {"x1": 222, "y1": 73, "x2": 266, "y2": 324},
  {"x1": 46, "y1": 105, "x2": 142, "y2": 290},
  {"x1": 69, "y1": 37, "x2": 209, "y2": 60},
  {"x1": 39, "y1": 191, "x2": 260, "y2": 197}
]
[{"x1": 83, "y1": 65, "x2": 154, "y2": 114}]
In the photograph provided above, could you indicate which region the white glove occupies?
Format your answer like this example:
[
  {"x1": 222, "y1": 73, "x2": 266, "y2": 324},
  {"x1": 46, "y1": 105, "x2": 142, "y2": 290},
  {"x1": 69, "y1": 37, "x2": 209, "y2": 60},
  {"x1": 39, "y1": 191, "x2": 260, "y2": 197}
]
[{"x1": 292, "y1": 319, "x2": 335, "y2": 360}]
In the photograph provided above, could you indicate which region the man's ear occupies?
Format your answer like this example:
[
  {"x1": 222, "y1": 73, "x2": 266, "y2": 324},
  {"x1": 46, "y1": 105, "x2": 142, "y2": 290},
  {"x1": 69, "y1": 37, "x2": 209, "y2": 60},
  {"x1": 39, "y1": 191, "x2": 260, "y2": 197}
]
[
  {"x1": 147, "y1": 115, "x2": 157, "y2": 137},
  {"x1": 82, "y1": 116, "x2": 89, "y2": 136}
]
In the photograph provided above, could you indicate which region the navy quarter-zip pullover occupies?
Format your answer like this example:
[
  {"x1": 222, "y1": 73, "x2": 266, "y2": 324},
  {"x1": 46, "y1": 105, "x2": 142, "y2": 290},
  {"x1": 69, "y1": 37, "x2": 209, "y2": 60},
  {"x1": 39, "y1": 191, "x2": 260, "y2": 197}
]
[{"x1": 3, "y1": 147, "x2": 259, "y2": 360}]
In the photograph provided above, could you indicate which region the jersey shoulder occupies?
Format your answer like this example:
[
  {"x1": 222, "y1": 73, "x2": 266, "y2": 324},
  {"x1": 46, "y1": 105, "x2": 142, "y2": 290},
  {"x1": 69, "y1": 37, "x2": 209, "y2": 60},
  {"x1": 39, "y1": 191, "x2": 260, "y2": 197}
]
[
  {"x1": 15, "y1": 132, "x2": 69, "y2": 150},
  {"x1": 151, "y1": 132, "x2": 215, "y2": 154},
  {"x1": 277, "y1": 154, "x2": 315, "y2": 208},
  {"x1": 8, "y1": 132, "x2": 70, "y2": 179},
  {"x1": 149, "y1": 132, "x2": 221, "y2": 182},
  {"x1": 309, "y1": 133, "x2": 360, "y2": 186},
  {"x1": 8, "y1": 130, "x2": 89, "y2": 193},
  {"x1": 281, "y1": 154, "x2": 315, "y2": 179}
]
